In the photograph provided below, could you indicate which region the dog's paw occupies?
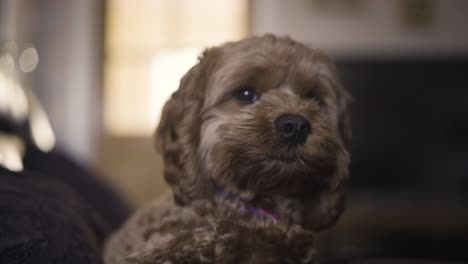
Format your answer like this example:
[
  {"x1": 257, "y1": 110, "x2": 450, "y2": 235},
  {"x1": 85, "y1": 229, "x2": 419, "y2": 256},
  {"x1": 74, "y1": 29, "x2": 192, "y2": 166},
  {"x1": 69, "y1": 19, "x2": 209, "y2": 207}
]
[
  {"x1": 284, "y1": 225, "x2": 317, "y2": 264},
  {"x1": 125, "y1": 223, "x2": 218, "y2": 264},
  {"x1": 127, "y1": 246, "x2": 213, "y2": 264}
]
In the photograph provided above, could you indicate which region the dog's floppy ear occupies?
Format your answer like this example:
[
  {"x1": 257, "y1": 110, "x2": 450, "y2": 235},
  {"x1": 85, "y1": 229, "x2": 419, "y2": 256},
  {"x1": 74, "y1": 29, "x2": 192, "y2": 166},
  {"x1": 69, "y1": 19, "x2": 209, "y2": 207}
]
[
  {"x1": 154, "y1": 48, "x2": 218, "y2": 204},
  {"x1": 303, "y1": 85, "x2": 352, "y2": 231}
]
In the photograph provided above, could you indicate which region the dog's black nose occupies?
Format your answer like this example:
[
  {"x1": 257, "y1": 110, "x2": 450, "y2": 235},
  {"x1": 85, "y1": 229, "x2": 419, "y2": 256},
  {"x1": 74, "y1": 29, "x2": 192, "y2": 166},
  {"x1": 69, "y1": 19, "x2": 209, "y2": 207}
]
[{"x1": 275, "y1": 114, "x2": 311, "y2": 144}]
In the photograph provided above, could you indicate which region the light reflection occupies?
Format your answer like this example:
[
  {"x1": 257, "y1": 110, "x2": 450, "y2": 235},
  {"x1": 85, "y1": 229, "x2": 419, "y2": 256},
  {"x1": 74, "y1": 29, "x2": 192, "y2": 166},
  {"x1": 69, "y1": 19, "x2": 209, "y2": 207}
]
[
  {"x1": 19, "y1": 47, "x2": 39, "y2": 73},
  {"x1": 0, "y1": 66, "x2": 55, "y2": 172},
  {"x1": 0, "y1": 133, "x2": 24, "y2": 172},
  {"x1": 0, "y1": 69, "x2": 29, "y2": 122},
  {"x1": 27, "y1": 91, "x2": 55, "y2": 152},
  {"x1": 0, "y1": 54, "x2": 15, "y2": 71}
]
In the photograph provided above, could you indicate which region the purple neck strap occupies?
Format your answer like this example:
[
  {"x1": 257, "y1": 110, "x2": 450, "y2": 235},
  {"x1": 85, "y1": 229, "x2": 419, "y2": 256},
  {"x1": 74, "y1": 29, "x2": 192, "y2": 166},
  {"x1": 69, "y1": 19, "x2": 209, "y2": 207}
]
[{"x1": 213, "y1": 182, "x2": 280, "y2": 223}]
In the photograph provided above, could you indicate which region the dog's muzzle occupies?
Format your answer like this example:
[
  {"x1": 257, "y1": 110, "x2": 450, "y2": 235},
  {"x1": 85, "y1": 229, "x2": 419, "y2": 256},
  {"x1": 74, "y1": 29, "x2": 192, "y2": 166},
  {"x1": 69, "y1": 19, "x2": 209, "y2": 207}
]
[{"x1": 275, "y1": 114, "x2": 311, "y2": 145}]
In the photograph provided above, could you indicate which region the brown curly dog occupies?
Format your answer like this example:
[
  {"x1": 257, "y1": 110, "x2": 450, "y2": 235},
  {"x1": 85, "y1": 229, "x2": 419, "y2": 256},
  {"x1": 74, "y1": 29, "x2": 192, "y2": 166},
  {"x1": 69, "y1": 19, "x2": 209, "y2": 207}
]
[{"x1": 104, "y1": 34, "x2": 352, "y2": 264}]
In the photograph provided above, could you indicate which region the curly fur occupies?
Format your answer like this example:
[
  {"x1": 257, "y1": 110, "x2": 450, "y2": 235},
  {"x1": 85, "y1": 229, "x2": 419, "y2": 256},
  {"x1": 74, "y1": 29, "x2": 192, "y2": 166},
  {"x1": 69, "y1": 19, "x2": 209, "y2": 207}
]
[{"x1": 104, "y1": 34, "x2": 352, "y2": 264}]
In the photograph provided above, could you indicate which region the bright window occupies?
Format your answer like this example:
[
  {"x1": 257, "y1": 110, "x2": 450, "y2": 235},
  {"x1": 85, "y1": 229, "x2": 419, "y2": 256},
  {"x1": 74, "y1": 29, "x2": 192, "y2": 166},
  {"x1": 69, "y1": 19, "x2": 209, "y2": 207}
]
[{"x1": 104, "y1": 0, "x2": 249, "y2": 136}]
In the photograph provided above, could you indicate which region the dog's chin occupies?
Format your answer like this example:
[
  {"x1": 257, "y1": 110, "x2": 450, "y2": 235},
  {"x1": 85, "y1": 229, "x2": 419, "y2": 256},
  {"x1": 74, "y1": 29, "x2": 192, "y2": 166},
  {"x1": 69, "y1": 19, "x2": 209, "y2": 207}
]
[
  {"x1": 266, "y1": 148, "x2": 305, "y2": 164},
  {"x1": 210, "y1": 148, "x2": 336, "y2": 198}
]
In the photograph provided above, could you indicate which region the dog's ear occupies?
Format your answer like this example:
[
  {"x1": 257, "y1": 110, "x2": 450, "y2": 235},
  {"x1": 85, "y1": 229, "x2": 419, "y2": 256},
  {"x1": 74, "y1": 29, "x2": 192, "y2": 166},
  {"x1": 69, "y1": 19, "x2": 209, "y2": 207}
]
[
  {"x1": 303, "y1": 69, "x2": 352, "y2": 231},
  {"x1": 303, "y1": 86, "x2": 352, "y2": 230},
  {"x1": 154, "y1": 48, "x2": 219, "y2": 204}
]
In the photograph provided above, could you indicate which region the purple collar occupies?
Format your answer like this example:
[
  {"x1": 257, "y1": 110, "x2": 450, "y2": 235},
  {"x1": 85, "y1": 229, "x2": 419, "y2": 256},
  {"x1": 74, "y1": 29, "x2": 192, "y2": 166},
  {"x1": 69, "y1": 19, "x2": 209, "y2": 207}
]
[{"x1": 213, "y1": 182, "x2": 280, "y2": 223}]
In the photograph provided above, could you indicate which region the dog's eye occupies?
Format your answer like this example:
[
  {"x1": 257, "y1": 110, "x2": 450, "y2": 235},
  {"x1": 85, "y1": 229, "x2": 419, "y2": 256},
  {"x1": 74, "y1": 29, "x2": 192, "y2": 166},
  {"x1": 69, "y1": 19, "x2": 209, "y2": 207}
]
[
  {"x1": 304, "y1": 88, "x2": 324, "y2": 105},
  {"x1": 235, "y1": 86, "x2": 259, "y2": 105}
]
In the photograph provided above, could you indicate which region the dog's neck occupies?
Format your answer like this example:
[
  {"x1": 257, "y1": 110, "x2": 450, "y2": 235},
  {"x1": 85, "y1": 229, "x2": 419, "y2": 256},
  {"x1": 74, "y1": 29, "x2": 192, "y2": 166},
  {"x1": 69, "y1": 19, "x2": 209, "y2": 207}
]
[{"x1": 212, "y1": 181, "x2": 280, "y2": 223}]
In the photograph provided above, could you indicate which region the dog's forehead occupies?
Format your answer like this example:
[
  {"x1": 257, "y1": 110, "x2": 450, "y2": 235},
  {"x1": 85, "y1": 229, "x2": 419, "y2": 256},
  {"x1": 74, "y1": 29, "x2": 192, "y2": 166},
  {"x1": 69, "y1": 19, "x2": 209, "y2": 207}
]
[{"x1": 202, "y1": 46, "x2": 335, "y2": 111}]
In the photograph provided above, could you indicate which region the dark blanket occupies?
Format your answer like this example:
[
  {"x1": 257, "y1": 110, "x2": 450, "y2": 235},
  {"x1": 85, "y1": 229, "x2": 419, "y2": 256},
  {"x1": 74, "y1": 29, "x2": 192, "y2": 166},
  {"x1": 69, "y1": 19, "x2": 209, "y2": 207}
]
[{"x1": 0, "y1": 146, "x2": 130, "y2": 264}]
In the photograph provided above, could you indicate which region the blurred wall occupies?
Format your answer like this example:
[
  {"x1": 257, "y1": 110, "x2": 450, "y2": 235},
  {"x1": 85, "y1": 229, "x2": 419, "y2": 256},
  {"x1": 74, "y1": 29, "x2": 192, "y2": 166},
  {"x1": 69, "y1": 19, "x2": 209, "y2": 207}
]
[
  {"x1": 33, "y1": 0, "x2": 104, "y2": 165},
  {"x1": 1, "y1": 0, "x2": 104, "y2": 165},
  {"x1": 251, "y1": 0, "x2": 468, "y2": 57}
]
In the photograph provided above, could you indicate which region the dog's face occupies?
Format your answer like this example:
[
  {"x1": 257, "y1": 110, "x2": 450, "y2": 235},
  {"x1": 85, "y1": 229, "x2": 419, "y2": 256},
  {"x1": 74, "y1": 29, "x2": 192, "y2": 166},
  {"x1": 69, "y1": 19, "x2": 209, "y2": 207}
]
[{"x1": 155, "y1": 35, "x2": 351, "y2": 230}]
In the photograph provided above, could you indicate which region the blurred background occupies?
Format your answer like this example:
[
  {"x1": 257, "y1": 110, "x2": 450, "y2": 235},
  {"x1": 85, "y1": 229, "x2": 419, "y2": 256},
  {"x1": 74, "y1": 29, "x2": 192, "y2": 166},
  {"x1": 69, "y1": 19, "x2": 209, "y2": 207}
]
[{"x1": 1, "y1": 0, "x2": 467, "y2": 262}]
